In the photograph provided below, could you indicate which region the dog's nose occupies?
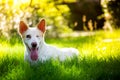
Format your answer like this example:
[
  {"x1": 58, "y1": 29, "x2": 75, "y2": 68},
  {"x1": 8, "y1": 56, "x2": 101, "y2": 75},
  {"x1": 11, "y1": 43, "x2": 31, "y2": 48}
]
[{"x1": 31, "y1": 42, "x2": 37, "y2": 48}]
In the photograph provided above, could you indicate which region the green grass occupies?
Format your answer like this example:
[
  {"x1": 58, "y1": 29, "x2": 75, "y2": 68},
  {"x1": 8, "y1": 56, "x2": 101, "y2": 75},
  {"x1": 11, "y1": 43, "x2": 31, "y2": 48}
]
[{"x1": 0, "y1": 30, "x2": 120, "y2": 80}]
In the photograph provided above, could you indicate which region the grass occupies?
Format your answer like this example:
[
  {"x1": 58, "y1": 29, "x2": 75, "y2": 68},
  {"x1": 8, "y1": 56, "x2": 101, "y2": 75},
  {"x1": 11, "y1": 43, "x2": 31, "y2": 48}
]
[{"x1": 0, "y1": 30, "x2": 120, "y2": 80}]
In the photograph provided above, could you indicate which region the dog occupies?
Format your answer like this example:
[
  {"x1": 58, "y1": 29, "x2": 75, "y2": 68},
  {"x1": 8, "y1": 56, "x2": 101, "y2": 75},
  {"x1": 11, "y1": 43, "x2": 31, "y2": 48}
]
[{"x1": 19, "y1": 19, "x2": 79, "y2": 64}]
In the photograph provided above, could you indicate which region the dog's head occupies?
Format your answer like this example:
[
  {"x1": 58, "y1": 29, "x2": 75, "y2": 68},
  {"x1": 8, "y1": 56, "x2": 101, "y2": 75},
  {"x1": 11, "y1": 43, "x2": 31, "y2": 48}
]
[{"x1": 19, "y1": 19, "x2": 46, "y2": 61}]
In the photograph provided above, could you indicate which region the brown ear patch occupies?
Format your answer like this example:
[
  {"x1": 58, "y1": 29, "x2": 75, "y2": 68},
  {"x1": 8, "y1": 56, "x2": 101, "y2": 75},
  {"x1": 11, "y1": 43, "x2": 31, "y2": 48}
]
[
  {"x1": 19, "y1": 21, "x2": 28, "y2": 34},
  {"x1": 37, "y1": 19, "x2": 45, "y2": 33}
]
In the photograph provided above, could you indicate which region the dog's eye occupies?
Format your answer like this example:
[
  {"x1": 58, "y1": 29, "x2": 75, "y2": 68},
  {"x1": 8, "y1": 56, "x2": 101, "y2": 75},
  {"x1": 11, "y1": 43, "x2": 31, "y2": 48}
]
[
  {"x1": 26, "y1": 35, "x2": 31, "y2": 38},
  {"x1": 36, "y1": 35, "x2": 39, "y2": 37}
]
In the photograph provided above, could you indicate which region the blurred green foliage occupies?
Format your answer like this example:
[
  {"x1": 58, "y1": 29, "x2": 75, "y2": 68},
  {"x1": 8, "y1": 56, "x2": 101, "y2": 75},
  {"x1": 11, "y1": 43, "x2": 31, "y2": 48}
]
[
  {"x1": 107, "y1": 0, "x2": 120, "y2": 28},
  {"x1": 0, "y1": 0, "x2": 74, "y2": 38},
  {"x1": 0, "y1": 0, "x2": 120, "y2": 39},
  {"x1": 101, "y1": 0, "x2": 120, "y2": 30}
]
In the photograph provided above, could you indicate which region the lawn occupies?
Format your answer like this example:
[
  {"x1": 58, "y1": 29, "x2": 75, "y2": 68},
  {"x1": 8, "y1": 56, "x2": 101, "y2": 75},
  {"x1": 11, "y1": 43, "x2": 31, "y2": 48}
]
[{"x1": 0, "y1": 30, "x2": 120, "y2": 80}]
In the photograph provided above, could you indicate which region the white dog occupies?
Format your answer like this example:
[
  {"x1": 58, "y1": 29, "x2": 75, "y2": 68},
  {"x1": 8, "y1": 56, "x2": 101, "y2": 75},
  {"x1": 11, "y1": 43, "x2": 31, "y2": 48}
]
[{"x1": 19, "y1": 19, "x2": 79, "y2": 63}]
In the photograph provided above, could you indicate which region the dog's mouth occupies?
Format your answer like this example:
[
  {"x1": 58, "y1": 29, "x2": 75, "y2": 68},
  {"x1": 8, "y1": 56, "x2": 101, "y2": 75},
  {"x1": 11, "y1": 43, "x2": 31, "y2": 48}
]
[
  {"x1": 25, "y1": 43, "x2": 39, "y2": 61},
  {"x1": 30, "y1": 47, "x2": 39, "y2": 61}
]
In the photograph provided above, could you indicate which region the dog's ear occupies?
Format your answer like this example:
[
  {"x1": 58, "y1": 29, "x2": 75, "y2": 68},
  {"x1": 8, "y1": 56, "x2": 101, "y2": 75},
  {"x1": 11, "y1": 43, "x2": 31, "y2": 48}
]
[
  {"x1": 37, "y1": 19, "x2": 45, "y2": 33},
  {"x1": 19, "y1": 21, "x2": 28, "y2": 34}
]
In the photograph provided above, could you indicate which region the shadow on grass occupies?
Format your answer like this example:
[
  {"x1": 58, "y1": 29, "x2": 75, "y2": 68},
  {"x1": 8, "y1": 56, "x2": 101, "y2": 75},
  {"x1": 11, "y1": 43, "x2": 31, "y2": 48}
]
[{"x1": 0, "y1": 55, "x2": 120, "y2": 80}]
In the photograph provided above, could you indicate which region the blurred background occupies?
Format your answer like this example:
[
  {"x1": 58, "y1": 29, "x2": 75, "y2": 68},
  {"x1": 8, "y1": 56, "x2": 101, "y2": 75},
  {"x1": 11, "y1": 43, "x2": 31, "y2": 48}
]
[{"x1": 0, "y1": 0, "x2": 120, "y2": 38}]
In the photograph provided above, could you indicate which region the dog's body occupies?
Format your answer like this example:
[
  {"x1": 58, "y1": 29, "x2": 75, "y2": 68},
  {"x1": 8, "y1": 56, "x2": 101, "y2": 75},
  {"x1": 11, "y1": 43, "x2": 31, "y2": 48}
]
[{"x1": 19, "y1": 19, "x2": 79, "y2": 63}]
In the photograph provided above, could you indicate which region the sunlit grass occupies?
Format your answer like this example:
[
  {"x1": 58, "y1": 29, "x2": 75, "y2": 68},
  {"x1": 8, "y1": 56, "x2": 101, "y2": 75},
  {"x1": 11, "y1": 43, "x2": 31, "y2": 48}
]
[
  {"x1": 0, "y1": 30, "x2": 120, "y2": 80},
  {"x1": 0, "y1": 43, "x2": 24, "y2": 58}
]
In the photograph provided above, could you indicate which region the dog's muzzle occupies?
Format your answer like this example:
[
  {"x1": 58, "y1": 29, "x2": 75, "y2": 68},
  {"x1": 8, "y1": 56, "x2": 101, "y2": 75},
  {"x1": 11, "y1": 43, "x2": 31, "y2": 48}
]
[
  {"x1": 30, "y1": 42, "x2": 39, "y2": 61},
  {"x1": 25, "y1": 42, "x2": 39, "y2": 61},
  {"x1": 31, "y1": 42, "x2": 37, "y2": 48}
]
